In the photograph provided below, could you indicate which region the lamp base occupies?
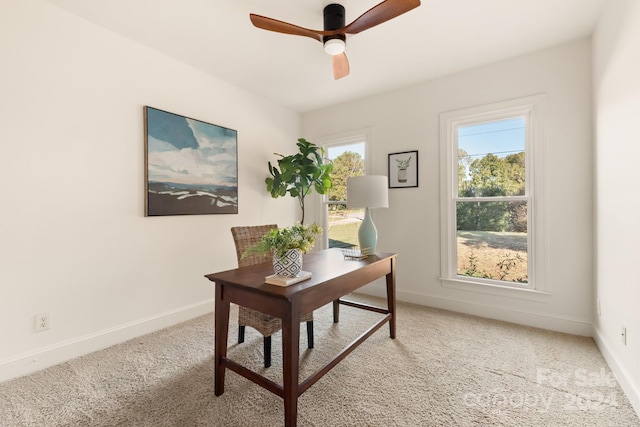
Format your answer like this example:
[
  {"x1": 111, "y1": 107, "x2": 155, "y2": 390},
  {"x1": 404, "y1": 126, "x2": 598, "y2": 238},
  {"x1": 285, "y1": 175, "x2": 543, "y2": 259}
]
[{"x1": 358, "y1": 208, "x2": 378, "y2": 255}]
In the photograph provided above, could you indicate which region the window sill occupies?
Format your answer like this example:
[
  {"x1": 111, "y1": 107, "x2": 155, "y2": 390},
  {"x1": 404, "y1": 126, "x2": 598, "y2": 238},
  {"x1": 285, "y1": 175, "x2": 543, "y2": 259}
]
[{"x1": 440, "y1": 277, "x2": 551, "y2": 302}]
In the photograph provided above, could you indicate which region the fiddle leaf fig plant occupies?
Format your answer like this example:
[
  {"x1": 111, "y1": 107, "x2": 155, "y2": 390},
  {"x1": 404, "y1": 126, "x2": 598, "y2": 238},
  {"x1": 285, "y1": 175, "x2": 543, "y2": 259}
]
[{"x1": 266, "y1": 138, "x2": 333, "y2": 224}]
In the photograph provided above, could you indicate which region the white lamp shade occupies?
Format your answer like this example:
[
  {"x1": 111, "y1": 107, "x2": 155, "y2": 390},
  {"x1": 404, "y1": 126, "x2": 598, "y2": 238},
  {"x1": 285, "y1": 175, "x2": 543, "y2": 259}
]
[{"x1": 346, "y1": 175, "x2": 389, "y2": 209}]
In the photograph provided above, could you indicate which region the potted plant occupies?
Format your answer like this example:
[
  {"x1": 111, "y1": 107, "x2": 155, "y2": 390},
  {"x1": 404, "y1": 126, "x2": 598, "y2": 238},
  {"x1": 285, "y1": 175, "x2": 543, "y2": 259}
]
[
  {"x1": 243, "y1": 223, "x2": 322, "y2": 277},
  {"x1": 266, "y1": 138, "x2": 333, "y2": 224},
  {"x1": 396, "y1": 156, "x2": 411, "y2": 183}
]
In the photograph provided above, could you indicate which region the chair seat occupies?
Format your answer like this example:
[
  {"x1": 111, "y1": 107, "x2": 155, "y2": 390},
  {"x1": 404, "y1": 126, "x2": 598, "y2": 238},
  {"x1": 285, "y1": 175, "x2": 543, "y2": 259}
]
[{"x1": 239, "y1": 307, "x2": 313, "y2": 337}]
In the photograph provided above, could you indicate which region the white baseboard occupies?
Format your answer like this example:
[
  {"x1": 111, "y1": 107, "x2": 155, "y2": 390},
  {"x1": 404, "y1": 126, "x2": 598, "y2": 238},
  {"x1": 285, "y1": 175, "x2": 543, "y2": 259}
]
[
  {"x1": 0, "y1": 300, "x2": 213, "y2": 383},
  {"x1": 358, "y1": 285, "x2": 593, "y2": 336},
  {"x1": 592, "y1": 326, "x2": 640, "y2": 417}
]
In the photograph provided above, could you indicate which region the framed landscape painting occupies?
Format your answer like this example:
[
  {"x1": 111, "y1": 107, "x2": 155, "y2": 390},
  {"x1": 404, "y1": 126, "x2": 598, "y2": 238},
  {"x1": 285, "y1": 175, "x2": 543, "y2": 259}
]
[{"x1": 144, "y1": 106, "x2": 238, "y2": 216}]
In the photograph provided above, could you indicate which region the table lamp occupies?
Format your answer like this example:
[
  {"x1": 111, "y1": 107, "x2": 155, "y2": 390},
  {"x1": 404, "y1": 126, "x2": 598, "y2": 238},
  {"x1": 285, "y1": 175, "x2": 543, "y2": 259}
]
[{"x1": 346, "y1": 175, "x2": 389, "y2": 255}]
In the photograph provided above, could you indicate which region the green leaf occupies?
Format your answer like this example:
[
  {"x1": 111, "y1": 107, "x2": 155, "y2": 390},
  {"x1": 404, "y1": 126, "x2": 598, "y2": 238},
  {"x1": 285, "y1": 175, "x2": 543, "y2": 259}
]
[{"x1": 263, "y1": 138, "x2": 333, "y2": 219}]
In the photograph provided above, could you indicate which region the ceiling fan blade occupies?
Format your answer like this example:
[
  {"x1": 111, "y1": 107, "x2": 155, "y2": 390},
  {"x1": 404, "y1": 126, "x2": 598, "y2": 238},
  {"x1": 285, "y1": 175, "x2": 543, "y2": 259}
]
[
  {"x1": 250, "y1": 14, "x2": 323, "y2": 42},
  {"x1": 343, "y1": 0, "x2": 421, "y2": 35},
  {"x1": 332, "y1": 53, "x2": 350, "y2": 80}
]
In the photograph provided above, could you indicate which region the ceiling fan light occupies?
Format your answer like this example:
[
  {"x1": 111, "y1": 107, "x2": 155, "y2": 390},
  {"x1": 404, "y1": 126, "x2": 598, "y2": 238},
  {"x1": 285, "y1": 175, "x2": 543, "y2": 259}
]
[{"x1": 324, "y1": 38, "x2": 345, "y2": 55}]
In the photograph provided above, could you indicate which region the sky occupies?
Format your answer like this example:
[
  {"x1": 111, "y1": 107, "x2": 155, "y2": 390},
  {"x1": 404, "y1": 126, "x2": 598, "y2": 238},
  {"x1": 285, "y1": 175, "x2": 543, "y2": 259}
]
[
  {"x1": 457, "y1": 117, "x2": 525, "y2": 159},
  {"x1": 146, "y1": 107, "x2": 237, "y2": 187},
  {"x1": 327, "y1": 142, "x2": 365, "y2": 160}
]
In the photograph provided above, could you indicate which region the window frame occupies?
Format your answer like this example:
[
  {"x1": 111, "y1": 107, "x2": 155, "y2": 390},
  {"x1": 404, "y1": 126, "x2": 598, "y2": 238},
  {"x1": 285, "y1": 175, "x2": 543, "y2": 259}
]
[
  {"x1": 316, "y1": 128, "x2": 372, "y2": 250},
  {"x1": 439, "y1": 95, "x2": 549, "y2": 299}
]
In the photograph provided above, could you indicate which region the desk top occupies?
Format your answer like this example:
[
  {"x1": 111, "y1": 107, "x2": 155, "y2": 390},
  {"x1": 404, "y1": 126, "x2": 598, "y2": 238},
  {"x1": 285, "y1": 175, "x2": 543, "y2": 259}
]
[{"x1": 205, "y1": 249, "x2": 396, "y2": 299}]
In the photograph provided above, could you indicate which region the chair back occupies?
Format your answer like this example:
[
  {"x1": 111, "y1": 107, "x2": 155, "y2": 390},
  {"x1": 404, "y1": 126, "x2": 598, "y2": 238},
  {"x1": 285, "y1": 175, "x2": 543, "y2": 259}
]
[{"x1": 231, "y1": 224, "x2": 278, "y2": 268}]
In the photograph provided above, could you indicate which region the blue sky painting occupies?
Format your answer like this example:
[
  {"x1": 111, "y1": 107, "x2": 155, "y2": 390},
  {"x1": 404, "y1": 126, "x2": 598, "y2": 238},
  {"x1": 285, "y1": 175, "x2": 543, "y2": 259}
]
[{"x1": 144, "y1": 106, "x2": 238, "y2": 216}]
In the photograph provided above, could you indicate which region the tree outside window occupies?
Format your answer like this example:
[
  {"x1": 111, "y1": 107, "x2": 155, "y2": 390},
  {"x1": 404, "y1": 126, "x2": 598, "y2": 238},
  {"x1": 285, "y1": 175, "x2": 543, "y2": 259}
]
[
  {"x1": 325, "y1": 143, "x2": 365, "y2": 249},
  {"x1": 455, "y1": 117, "x2": 529, "y2": 284}
]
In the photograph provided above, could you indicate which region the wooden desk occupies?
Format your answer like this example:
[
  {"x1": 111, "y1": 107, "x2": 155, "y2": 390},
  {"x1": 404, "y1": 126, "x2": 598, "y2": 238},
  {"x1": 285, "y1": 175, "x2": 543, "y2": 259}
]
[{"x1": 205, "y1": 249, "x2": 397, "y2": 427}]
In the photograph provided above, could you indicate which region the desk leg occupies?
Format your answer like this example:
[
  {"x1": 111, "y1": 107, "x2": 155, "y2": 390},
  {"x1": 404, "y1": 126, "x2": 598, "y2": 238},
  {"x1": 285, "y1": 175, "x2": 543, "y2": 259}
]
[
  {"x1": 332, "y1": 299, "x2": 340, "y2": 323},
  {"x1": 282, "y1": 301, "x2": 301, "y2": 427},
  {"x1": 386, "y1": 257, "x2": 396, "y2": 339},
  {"x1": 214, "y1": 283, "x2": 230, "y2": 396}
]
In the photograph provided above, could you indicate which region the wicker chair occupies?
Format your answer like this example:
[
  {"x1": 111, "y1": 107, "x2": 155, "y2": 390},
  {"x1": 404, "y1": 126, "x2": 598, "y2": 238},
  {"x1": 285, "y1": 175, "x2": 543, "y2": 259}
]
[{"x1": 230, "y1": 225, "x2": 314, "y2": 368}]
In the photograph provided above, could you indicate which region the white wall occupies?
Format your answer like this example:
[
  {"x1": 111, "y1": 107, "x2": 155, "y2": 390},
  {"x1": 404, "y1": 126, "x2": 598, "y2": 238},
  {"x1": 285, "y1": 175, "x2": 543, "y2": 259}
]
[
  {"x1": 0, "y1": 0, "x2": 300, "y2": 381},
  {"x1": 592, "y1": 0, "x2": 640, "y2": 413},
  {"x1": 6, "y1": 2, "x2": 633, "y2": 408},
  {"x1": 303, "y1": 39, "x2": 594, "y2": 335}
]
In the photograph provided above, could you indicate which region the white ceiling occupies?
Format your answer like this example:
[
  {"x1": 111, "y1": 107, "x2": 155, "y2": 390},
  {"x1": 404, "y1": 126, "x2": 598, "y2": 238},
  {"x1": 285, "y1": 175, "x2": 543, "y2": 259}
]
[{"x1": 47, "y1": 0, "x2": 605, "y2": 113}]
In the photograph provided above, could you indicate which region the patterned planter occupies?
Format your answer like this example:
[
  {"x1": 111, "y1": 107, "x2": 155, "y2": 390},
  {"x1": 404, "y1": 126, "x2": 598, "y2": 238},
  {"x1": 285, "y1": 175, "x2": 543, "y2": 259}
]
[{"x1": 273, "y1": 249, "x2": 303, "y2": 277}]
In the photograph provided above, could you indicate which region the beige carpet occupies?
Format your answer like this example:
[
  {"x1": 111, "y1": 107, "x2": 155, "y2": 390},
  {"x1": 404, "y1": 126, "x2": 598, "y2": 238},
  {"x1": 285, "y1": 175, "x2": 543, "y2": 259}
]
[{"x1": 1, "y1": 295, "x2": 638, "y2": 426}]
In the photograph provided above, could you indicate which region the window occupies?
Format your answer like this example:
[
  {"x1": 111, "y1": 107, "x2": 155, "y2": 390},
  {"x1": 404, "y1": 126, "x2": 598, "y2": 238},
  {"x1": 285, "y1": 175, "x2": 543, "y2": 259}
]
[
  {"x1": 440, "y1": 96, "x2": 547, "y2": 294},
  {"x1": 317, "y1": 130, "x2": 371, "y2": 250}
]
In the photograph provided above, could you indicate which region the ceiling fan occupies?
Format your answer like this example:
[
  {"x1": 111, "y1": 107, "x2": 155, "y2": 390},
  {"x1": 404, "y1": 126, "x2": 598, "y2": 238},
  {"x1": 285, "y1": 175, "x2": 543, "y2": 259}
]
[{"x1": 250, "y1": 0, "x2": 421, "y2": 80}]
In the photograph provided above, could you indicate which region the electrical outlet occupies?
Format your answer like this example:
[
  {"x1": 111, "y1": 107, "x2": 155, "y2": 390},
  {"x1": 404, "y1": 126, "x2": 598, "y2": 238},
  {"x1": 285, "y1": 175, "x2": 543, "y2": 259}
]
[
  {"x1": 621, "y1": 326, "x2": 627, "y2": 345},
  {"x1": 35, "y1": 312, "x2": 50, "y2": 332}
]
